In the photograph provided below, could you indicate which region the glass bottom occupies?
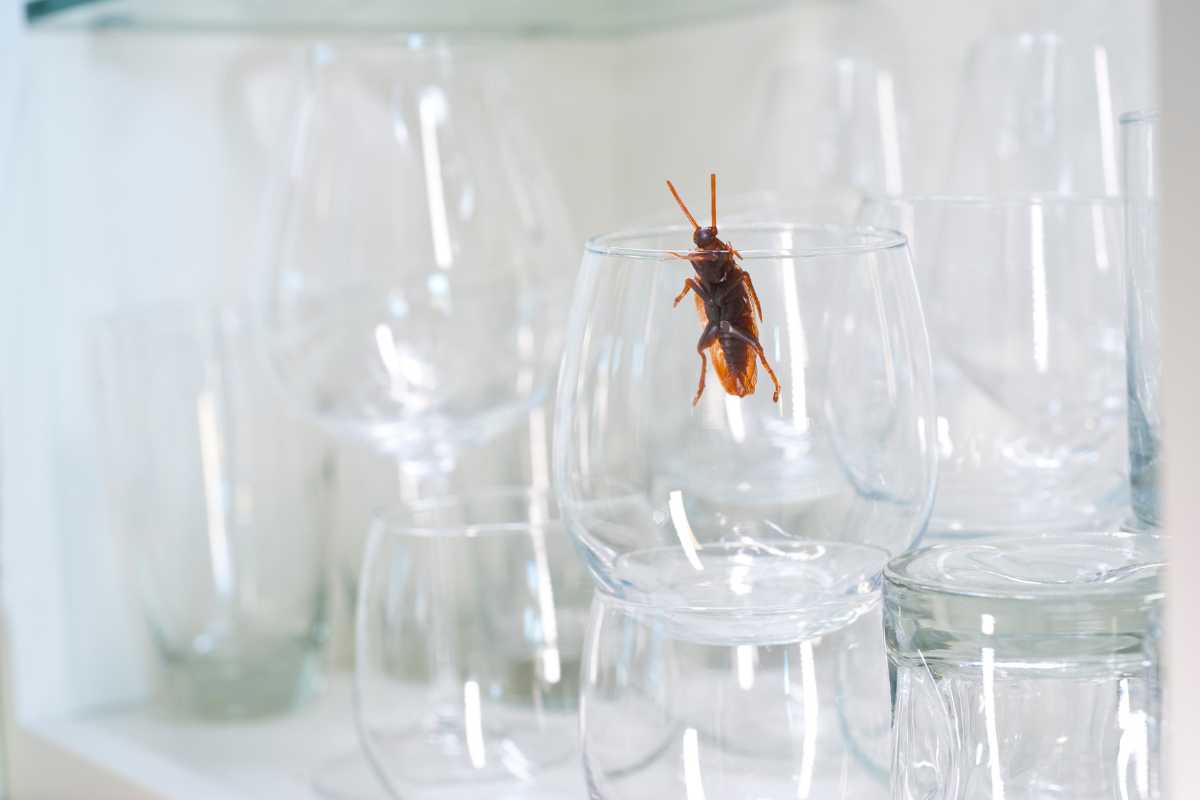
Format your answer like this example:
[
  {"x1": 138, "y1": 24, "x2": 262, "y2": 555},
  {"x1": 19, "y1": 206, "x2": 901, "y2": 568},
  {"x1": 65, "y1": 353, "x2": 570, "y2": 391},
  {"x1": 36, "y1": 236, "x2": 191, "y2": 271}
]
[
  {"x1": 607, "y1": 540, "x2": 887, "y2": 644},
  {"x1": 362, "y1": 711, "x2": 577, "y2": 791},
  {"x1": 161, "y1": 639, "x2": 321, "y2": 720}
]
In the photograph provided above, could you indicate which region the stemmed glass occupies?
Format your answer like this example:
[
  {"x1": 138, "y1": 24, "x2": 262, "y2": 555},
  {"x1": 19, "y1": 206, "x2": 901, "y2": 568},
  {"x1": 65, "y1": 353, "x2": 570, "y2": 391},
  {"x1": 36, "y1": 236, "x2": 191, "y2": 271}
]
[
  {"x1": 254, "y1": 37, "x2": 572, "y2": 797},
  {"x1": 553, "y1": 216, "x2": 935, "y2": 797}
]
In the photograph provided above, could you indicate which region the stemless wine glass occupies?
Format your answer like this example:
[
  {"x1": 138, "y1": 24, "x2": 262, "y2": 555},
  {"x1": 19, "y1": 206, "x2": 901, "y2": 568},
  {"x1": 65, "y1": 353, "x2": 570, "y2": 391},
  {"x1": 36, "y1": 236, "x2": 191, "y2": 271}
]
[
  {"x1": 582, "y1": 567, "x2": 892, "y2": 800},
  {"x1": 1122, "y1": 110, "x2": 1161, "y2": 530},
  {"x1": 256, "y1": 37, "x2": 572, "y2": 466},
  {"x1": 860, "y1": 194, "x2": 1128, "y2": 536},
  {"x1": 554, "y1": 222, "x2": 935, "y2": 629},
  {"x1": 355, "y1": 488, "x2": 591, "y2": 799}
]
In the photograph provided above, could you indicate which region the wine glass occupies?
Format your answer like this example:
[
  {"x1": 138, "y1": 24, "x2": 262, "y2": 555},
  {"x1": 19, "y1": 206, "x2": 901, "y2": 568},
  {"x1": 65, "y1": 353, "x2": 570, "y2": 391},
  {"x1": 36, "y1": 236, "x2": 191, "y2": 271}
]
[
  {"x1": 256, "y1": 37, "x2": 572, "y2": 470},
  {"x1": 553, "y1": 219, "x2": 936, "y2": 637},
  {"x1": 254, "y1": 38, "x2": 573, "y2": 797}
]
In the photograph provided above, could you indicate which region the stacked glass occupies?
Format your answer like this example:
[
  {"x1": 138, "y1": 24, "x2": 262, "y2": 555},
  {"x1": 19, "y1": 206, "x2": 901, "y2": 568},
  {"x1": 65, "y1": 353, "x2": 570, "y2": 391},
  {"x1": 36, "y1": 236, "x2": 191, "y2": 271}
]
[{"x1": 554, "y1": 213, "x2": 937, "y2": 798}]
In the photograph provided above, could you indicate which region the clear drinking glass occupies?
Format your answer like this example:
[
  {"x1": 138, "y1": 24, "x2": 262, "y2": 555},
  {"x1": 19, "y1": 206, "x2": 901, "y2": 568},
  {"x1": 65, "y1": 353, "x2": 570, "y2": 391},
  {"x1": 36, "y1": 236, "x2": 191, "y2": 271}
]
[
  {"x1": 1122, "y1": 110, "x2": 1161, "y2": 530},
  {"x1": 553, "y1": 222, "x2": 936, "y2": 624},
  {"x1": 860, "y1": 195, "x2": 1127, "y2": 535},
  {"x1": 355, "y1": 488, "x2": 591, "y2": 798},
  {"x1": 92, "y1": 302, "x2": 333, "y2": 719},
  {"x1": 256, "y1": 38, "x2": 572, "y2": 464},
  {"x1": 582, "y1": 559, "x2": 892, "y2": 800},
  {"x1": 947, "y1": 32, "x2": 1120, "y2": 197},
  {"x1": 885, "y1": 533, "x2": 1164, "y2": 800}
]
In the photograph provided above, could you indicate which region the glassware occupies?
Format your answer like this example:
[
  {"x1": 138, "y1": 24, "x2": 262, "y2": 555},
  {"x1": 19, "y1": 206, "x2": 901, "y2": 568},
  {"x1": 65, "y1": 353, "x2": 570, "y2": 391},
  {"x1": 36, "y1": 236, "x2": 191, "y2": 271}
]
[
  {"x1": 885, "y1": 532, "x2": 1164, "y2": 799},
  {"x1": 355, "y1": 488, "x2": 591, "y2": 798},
  {"x1": 92, "y1": 302, "x2": 333, "y2": 719},
  {"x1": 256, "y1": 38, "x2": 572, "y2": 467},
  {"x1": 553, "y1": 221, "x2": 936, "y2": 622},
  {"x1": 860, "y1": 195, "x2": 1127, "y2": 535},
  {"x1": 753, "y1": 54, "x2": 909, "y2": 221},
  {"x1": 581, "y1": 551, "x2": 891, "y2": 800},
  {"x1": 1122, "y1": 110, "x2": 1161, "y2": 530},
  {"x1": 946, "y1": 32, "x2": 1120, "y2": 197}
]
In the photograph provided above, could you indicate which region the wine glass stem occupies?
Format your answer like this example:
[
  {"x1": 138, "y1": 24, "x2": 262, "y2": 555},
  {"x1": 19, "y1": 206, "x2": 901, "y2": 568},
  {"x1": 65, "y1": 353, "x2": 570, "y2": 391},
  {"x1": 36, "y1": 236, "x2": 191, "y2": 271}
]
[{"x1": 397, "y1": 459, "x2": 462, "y2": 727}]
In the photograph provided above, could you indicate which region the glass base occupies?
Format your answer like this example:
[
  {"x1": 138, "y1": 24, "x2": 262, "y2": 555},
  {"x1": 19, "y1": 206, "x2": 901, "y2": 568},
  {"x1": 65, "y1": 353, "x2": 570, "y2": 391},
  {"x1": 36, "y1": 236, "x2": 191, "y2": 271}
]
[
  {"x1": 161, "y1": 641, "x2": 321, "y2": 720},
  {"x1": 363, "y1": 713, "x2": 576, "y2": 789}
]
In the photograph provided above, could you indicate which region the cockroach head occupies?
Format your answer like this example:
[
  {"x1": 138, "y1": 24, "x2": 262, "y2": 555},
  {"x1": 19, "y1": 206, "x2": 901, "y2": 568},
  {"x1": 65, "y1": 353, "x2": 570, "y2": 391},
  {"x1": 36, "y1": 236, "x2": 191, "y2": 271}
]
[{"x1": 693, "y1": 226, "x2": 718, "y2": 248}]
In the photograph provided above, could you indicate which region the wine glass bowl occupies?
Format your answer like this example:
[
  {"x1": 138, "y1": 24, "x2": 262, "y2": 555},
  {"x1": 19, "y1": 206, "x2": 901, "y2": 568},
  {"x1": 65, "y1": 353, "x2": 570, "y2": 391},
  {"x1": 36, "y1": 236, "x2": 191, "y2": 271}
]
[
  {"x1": 257, "y1": 39, "x2": 571, "y2": 462},
  {"x1": 553, "y1": 223, "x2": 935, "y2": 625}
]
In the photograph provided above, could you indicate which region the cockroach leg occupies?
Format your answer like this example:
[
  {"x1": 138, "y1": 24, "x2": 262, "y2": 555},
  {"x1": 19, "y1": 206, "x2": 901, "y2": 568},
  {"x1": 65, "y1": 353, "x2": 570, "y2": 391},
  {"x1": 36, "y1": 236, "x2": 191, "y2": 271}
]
[
  {"x1": 693, "y1": 322, "x2": 719, "y2": 406},
  {"x1": 723, "y1": 323, "x2": 781, "y2": 402},
  {"x1": 726, "y1": 241, "x2": 743, "y2": 260},
  {"x1": 674, "y1": 277, "x2": 705, "y2": 307},
  {"x1": 741, "y1": 271, "x2": 764, "y2": 321}
]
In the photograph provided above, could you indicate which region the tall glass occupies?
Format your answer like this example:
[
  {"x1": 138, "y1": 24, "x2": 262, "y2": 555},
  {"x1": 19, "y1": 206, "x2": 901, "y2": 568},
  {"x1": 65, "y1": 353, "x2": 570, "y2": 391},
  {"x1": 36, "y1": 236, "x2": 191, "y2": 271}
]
[
  {"x1": 554, "y1": 222, "x2": 936, "y2": 625},
  {"x1": 860, "y1": 195, "x2": 1127, "y2": 535},
  {"x1": 947, "y1": 33, "x2": 1120, "y2": 197},
  {"x1": 93, "y1": 302, "x2": 333, "y2": 719},
  {"x1": 1122, "y1": 110, "x2": 1161, "y2": 530}
]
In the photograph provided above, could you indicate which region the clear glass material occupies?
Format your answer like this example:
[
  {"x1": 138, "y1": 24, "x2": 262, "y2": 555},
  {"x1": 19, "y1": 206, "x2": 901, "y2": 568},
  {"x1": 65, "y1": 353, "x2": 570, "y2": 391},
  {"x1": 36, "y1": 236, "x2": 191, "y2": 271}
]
[
  {"x1": 885, "y1": 533, "x2": 1164, "y2": 800},
  {"x1": 355, "y1": 488, "x2": 591, "y2": 798},
  {"x1": 553, "y1": 223, "x2": 936, "y2": 620},
  {"x1": 859, "y1": 195, "x2": 1127, "y2": 535},
  {"x1": 1122, "y1": 110, "x2": 1161, "y2": 530},
  {"x1": 947, "y1": 32, "x2": 1120, "y2": 197},
  {"x1": 753, "y1": 53, "x2": 910, "y2": 221},
  {"x1": 257, "y1": 39, "x2": 572, "y2": 464},
  {"x1": 582, "y1": 561, "x2": 891, "y2": 800},
  {"x1": 92, "y1": 302, "x2": 332, "y2": 719}
]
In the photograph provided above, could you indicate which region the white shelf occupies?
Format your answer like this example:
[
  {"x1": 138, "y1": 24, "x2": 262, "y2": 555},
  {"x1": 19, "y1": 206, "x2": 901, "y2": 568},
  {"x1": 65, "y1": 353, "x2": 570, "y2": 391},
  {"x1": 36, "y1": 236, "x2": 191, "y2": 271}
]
[{"x1": 14, "y1": 673, "x2": 586, "y2": 799}]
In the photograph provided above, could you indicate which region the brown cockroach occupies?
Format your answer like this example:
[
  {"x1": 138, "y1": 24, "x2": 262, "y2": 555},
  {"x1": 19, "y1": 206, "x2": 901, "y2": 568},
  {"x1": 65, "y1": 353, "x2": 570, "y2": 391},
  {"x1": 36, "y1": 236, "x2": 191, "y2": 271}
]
[{"x1": 666, "y1": 174, "x2": 781, "y2": 406}]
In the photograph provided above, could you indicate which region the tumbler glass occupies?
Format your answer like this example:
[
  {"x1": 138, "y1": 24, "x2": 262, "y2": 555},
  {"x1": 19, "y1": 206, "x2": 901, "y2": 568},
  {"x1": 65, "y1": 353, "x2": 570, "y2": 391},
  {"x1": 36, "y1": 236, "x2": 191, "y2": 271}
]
[
  {"x1": 860, "y1": 195, "x2": 1127, "y2": 535},
  {"x1": 355, "y1": 488, "x2": 591, "y2": 798},
  {"x1": 93, "y1": 302, "x2": 333, "y2": 719},
  {"x1": 886, "y1": 533, "x2": 1164, "y2": 800},
  {"x1": 1122, "y1": 110, "x2": 1161, "y2": 530},
  {"x1": 554, "y1": 221, "x2": 936, "y2": 621},
  {"x1": 582, "y1": 545, "x2": 892, "y2": 800}
]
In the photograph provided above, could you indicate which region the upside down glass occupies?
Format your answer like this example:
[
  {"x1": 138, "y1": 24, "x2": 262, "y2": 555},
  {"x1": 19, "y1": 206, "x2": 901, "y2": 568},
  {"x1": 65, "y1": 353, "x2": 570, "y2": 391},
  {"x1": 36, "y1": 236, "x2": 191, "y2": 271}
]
[
  {"x1": 256, "y1": 38, "x2": 572, "y2": 463},
  {"x1": 1122, "y1": 110, "x2": 1161, "y2": 530},
  {"x1": 553, "y1": 223, "x2": 936, "y2": 629},
  {"x1": 860, "y1": 195, "x2": 1127, "y2": 535},
  {"x1": 93, "y1": 302, "x2": 333, "y2": 719},
  {"x1": 354, "y1": 489, "x2": 591, "y2": 798},
  {"x1": 886, "y1": 533, "x2": 1164, "y2": 799}
]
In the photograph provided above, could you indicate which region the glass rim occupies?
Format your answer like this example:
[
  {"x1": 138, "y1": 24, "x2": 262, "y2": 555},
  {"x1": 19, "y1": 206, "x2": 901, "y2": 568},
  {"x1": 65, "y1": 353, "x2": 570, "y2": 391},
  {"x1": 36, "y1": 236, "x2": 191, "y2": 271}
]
[
  {"x1": 1120, "y1": 108, "x2": 1160, "y2": 125},
  {"x1": 863, "y1": 192, "x2": 1122, "y2": 209},
  {"x1": 370, "y1": 485, "x2": 561, "y2": 539},
  {"x1": 584, "y1": 222, "x2": 908, "y2": 261},
  {"x1": 884, "y1": 531, "x2": 1164, "y2": 602}
]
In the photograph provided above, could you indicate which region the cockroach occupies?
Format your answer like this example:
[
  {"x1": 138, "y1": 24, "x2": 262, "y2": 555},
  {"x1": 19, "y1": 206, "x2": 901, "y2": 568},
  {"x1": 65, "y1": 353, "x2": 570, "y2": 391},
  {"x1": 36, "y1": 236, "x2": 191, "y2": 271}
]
[{"x1": 666, "y1": 174, "x2": 781, "y2": 406}]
